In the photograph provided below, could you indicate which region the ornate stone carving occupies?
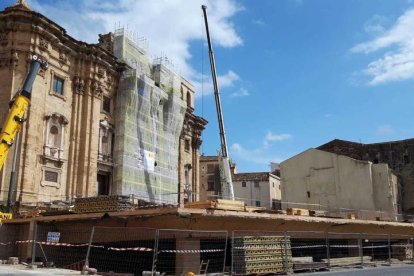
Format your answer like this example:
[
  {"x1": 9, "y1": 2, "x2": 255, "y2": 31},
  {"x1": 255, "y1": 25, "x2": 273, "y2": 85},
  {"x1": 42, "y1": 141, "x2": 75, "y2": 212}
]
[
  {"x1": 97, "y1": 67, "x2": 105, "y2": 78},
  {"x1": 44, "y1": 113, "x2": 69, "y2": 125},
  {"x1": 73, "y1": 76, "x2": 85, "y2": 95},
  {"x1": 91, "y1": 80, "x2": 103, "y2": 97},
  {"x1": 39, "y1": 37, "x2": 48, "y2": 50},
  {"x1": 59, "y1": 52, "x2": 67, "y2": 64},
  {"x1": 0, "y1": 32, "x2": 8, "y2": 46},
  {"x1": 11, "y1": 51, "x2": 18, "y2": 67}
]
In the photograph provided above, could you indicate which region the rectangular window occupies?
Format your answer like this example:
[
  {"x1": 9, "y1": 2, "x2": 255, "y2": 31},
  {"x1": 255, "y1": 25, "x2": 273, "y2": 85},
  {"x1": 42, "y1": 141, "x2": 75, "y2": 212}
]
[
  {"x1": 242, "y1": 181, "x2": 246, "y2": 188},
  {"x1": 103, "y1": 96, "x2": 111, "y2": 113},
  {"x1": 45, "y1": 170, "x2": 58, "y2": 183},
  {"x1": 53, "y1": 76, "x2": 64, "y2": 95},
  {"x1": 207, "y1": 164, "x2": 215, "y2": 174},
  {"x1": 254, "y1": 181, "x2": 260, "y2": 188},
  {"x1": 255, "y1": 200, "x2": 261, "y2": 207},
  {"x1": 272, "y1": 199, "x2": 281, "y2": 210},
  {"x1": 185, "y1": 139, "x2": 190, "y2": 152},
  {"x1": 207, "y1": 181, "x2": 215, "y2": 191}
]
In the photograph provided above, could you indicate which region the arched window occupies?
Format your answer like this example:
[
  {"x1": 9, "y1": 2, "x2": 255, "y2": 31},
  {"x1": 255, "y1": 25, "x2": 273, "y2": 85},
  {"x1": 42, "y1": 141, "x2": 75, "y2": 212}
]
[
  {"x1": 98, "y1": 120, "x2": 114, "y2": 162},
  {"x1": 186, "y1": 91, "x2": 191, "y2": 107},
  {"x1": 43, "y1": 113, "x2": 68, "y2": 159},
  {"x1": 48, "y1": 125, "x2": 60, "y2": 148}
]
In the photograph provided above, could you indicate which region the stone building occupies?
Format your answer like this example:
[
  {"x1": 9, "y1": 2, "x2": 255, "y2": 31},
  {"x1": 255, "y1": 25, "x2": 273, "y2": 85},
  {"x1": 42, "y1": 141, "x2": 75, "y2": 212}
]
[
  {"x1": 199, "y1": 156, "x2": 281, "y2": 209},
  {"x1": 280, "y1": 148, "x2": 400, "y2": 220},
  {"x1": 0, "y1": 2, "x2": 206, "y2": 207},
  {"x1": 232, "y1": 172, "x2": 281, "y2": 210},
  {"x1": 199, "y1": 156, "x2": 221, "y2": 200},
  {"x1": 0, "y1": 2, "x2": 122, "y2": 204},
  {"x1": 178, "y1": 79, "x2": 207, "y2": 205},
  {"x1": 318, "y1": 139, "x2": 412, "y2": 213}
]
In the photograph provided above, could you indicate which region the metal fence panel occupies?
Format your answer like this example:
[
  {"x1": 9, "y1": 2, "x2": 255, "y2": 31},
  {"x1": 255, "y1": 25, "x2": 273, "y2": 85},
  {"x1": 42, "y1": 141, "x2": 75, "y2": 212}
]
[
  {"x1": 156, "y1": 229, "x2": 228, "y2": 276},
  {"x1": 327, "y1": 232, "x2": 362, "y2": 268},
  {"x1": 87, "y1": 226, "x2": 157, "y2": 275},
  {"x1": 361, "y1": 234, "x2": 389, "y2": 265},
  {"x1": 288, "y1": 231, "x2": 329, "y2": 273},
  {"x1": 0, "y1": 223, "x2": 28, "y2": 261},
  {"x1": 34, "y1": 222, "x2": 92, "y2": 270},
  {"x1": 389, "y1": 234, "x2": 413, "y2": 264},
  {"x1": 231, "y1": 230, "x2": 290, "y2": 275}
]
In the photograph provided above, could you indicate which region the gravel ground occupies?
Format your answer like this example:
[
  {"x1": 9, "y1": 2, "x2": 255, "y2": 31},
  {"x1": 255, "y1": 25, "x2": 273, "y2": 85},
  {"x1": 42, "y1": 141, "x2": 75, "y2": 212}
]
[{"x1": 0, "y1": 264, "x2": 80, "y2": 275}]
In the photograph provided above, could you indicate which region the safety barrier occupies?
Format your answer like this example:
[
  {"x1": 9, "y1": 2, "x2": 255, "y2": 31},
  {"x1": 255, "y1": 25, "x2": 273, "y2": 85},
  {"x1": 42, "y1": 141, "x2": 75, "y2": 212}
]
[{"x1": 0, "y1": 224, "x2": 413, "y2": 275}]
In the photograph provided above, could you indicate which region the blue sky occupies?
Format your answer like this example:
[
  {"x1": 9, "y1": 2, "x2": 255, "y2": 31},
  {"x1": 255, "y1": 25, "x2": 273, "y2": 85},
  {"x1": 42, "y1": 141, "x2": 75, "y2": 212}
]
[{"x1": 4, "y1": 0, "x2": 414, "y2": 172}]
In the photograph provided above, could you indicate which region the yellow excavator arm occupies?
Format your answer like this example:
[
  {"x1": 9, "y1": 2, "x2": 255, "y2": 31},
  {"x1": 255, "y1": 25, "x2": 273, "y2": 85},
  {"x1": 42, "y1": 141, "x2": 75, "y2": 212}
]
[{"x1": 0, "y1": 55, "x2": 48, "y2": 171}]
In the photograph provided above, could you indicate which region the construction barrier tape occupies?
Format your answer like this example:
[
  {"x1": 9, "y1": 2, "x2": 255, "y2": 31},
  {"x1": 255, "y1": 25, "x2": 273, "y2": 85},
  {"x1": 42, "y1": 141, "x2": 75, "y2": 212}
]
[
  {"x1": 291, "y1": 245, "x2": 326, "y2": 249},
  {"x1": 234, "y1": 246, "x2": 284, "y2": 250},
  {"x1": 107, "y1": 246, "x2": 153, "y2": 252},
  {"x1": 330, "y1": 245, "x2": 359, "y2": 248},
  {"x1": 391, "y1": 244, "x2": 411, "y2": 247},
  {"x1": 15, "y1": 240, "x2": 104, "y2": 248},
  {"x1": 159, "y1": 249, "x2": 224, "y2": 254},
  {"x1": 363, "y1": 245, "x2": 389, "y2": 249}
]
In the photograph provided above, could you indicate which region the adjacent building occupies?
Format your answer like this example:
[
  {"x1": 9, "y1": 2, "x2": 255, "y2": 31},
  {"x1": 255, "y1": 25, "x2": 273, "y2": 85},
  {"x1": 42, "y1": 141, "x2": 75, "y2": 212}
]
[
  {"x1": 233, "y1": 172, "x2": 281, "y2": 210},
  {"x1": 0, "y1": 2, "x2": 206, "y2": 207},
  {"x1": 280, "y1": 148, "x2": 400, "y2": 219},
  {"x1": 318, "y1": 138, "x2": 414, "y2": 213},
  {"x1": 199, "y1": 156, "x2": 281, "y2": 209},
  {"x1": 199, "y1": 156, "x2": 221, "y2": 201}
]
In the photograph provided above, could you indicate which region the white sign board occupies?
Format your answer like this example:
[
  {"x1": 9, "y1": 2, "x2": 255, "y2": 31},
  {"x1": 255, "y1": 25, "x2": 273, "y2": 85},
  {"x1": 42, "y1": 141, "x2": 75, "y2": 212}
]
[{"x1": 47, "y1": 232, "x2": 60, "y2": 243}]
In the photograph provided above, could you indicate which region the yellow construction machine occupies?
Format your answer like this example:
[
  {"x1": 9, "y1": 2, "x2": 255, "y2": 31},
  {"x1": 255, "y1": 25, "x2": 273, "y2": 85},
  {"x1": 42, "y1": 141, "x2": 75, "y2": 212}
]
[{"x1": 0, "y1": 54, "x2": 48, "y2": 214}]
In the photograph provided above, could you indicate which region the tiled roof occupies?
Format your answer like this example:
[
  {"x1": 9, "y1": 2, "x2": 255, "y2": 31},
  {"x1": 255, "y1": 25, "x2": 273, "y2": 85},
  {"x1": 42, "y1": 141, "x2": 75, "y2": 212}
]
[
  {"x1": 232, "y1": 172, "x2": 270, "y2": 182},
  {"x1": 200, "y1": 156, "x2": 219, "y2": 161}
]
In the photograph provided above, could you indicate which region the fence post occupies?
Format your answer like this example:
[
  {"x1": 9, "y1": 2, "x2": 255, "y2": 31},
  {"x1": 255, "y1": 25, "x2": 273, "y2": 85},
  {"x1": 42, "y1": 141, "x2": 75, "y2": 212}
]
[
  {"x1": 30, "y1": 222, "x2": 37, "y2": 267},
  {"x1": 283, "y1": 231, "x2": 289, "y2": 274},
  {"x1": 326, "y1": 232, "x2": 330, "y2": 269},
  {"x1": 388, "y1": 234, "x2": 391, "y2": 265},
  {"x1": 223, "y1": 231, "x2": 229, "y2": 274},
  {"x1": 230, "y1": 231, "x2": 234, "y2": 276},
  {"x1": 358, "y1": 233, "x2": 363, "y2": 266},
  {"x1": 412, "y1": 236, "x2": 414, "y2": 263},
  {"x1": 84, "y1": 226, "x2": 95, "y2": 269},
  {"x1": 152, "y1": 229, "x2": 159, "y2": 275}
]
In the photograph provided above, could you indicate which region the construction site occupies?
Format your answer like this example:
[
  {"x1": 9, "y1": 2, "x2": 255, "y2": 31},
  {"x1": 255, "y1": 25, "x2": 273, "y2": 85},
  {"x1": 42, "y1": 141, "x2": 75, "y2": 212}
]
[{"x1": 0, "y1": 1, "x2": 413, "y2": 276}]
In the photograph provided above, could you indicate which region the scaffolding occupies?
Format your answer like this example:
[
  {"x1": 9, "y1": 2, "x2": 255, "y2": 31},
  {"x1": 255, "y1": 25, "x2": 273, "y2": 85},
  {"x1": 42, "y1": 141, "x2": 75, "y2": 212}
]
[{"x1": 113, "y1": 28, "x2": 187, "y2": 205}]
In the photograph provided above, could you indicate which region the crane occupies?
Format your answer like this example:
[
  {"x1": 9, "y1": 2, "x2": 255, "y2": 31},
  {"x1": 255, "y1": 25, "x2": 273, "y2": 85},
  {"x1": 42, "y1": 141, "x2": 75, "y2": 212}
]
[
  {"x1": 202, "y1": 5, "x2": 235, "y2": 200},
  {"x1": 0, "y1": 54, "x2": 48, "y2": 211}
]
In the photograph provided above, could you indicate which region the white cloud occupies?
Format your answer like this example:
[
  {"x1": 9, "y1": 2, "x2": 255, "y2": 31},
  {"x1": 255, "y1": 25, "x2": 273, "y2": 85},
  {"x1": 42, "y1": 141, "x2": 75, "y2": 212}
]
[
  {"x1": 351, "y1": 9, "x2": 414, "y2": 85},
  {"x1": 231, "y1": 143, "x2": 284, "y2": 165},
  {"x1": 28, "y1": 0, "x2": 243, "y2": 88},
  {"x1": 363, "y1": 15, "x2": 388, "y2": 35},
  {"x1": 230, "y1": 131, "x2": 292, "y2": 166},
  {"x1": 263, "y1": 131, "x2": 292, "y2": 148},
  {"x1": 377, "y1": 124, "x2": 394, "y2": 135},
  {"x1": 193, "y1": 70, "x2": 240, "y2": 97},
  {"x1": 230, "y1": 87, "x2": 249, "y2": 97},
  {"x1": 252, "y1": 19, "x2": 265, "y2": 26}
]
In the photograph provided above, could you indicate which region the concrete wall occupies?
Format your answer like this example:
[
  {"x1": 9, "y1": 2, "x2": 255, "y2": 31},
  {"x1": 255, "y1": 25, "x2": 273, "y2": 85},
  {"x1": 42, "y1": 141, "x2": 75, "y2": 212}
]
[
  {"x1": 318, "y1": 139, "x2": 414, "y2": 213},
  {"x1": 280, "y1": 149, "x2": 398, "y2": 215}
]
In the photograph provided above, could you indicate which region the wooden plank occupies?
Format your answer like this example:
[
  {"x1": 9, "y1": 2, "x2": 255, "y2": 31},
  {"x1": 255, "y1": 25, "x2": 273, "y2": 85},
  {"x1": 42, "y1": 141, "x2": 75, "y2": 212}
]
[
  {"x1": 286, "y1": 208, "x2": 310, "y2": 216},
  {"x1": 184, "y1": 200, "x2": 213, "y2": 209}
]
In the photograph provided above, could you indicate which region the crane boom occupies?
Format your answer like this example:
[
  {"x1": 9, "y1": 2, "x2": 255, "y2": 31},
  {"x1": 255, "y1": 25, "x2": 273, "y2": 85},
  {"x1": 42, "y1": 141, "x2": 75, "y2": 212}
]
[
  {"x1": 0, "y1": 55, "x2": 48, "y2": 211},
  {"x1": 0, "y1": 55, "x2": 47, "y2": 170},
  {"x1": 202, "y1": 5, "x2": 235, "y2": 200}
]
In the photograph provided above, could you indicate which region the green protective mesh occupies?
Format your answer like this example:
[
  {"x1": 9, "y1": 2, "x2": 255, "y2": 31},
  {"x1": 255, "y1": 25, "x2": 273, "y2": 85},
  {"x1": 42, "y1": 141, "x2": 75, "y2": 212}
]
[{"x1": 113, "y1": 29, "x2": 187, "y2": 204}]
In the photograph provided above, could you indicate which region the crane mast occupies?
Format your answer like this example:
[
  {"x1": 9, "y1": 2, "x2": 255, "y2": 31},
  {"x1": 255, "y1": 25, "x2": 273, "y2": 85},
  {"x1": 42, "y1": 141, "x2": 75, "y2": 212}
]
[{"x1": 202, "y1": 5, "x2": 235, "y2": 200}]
